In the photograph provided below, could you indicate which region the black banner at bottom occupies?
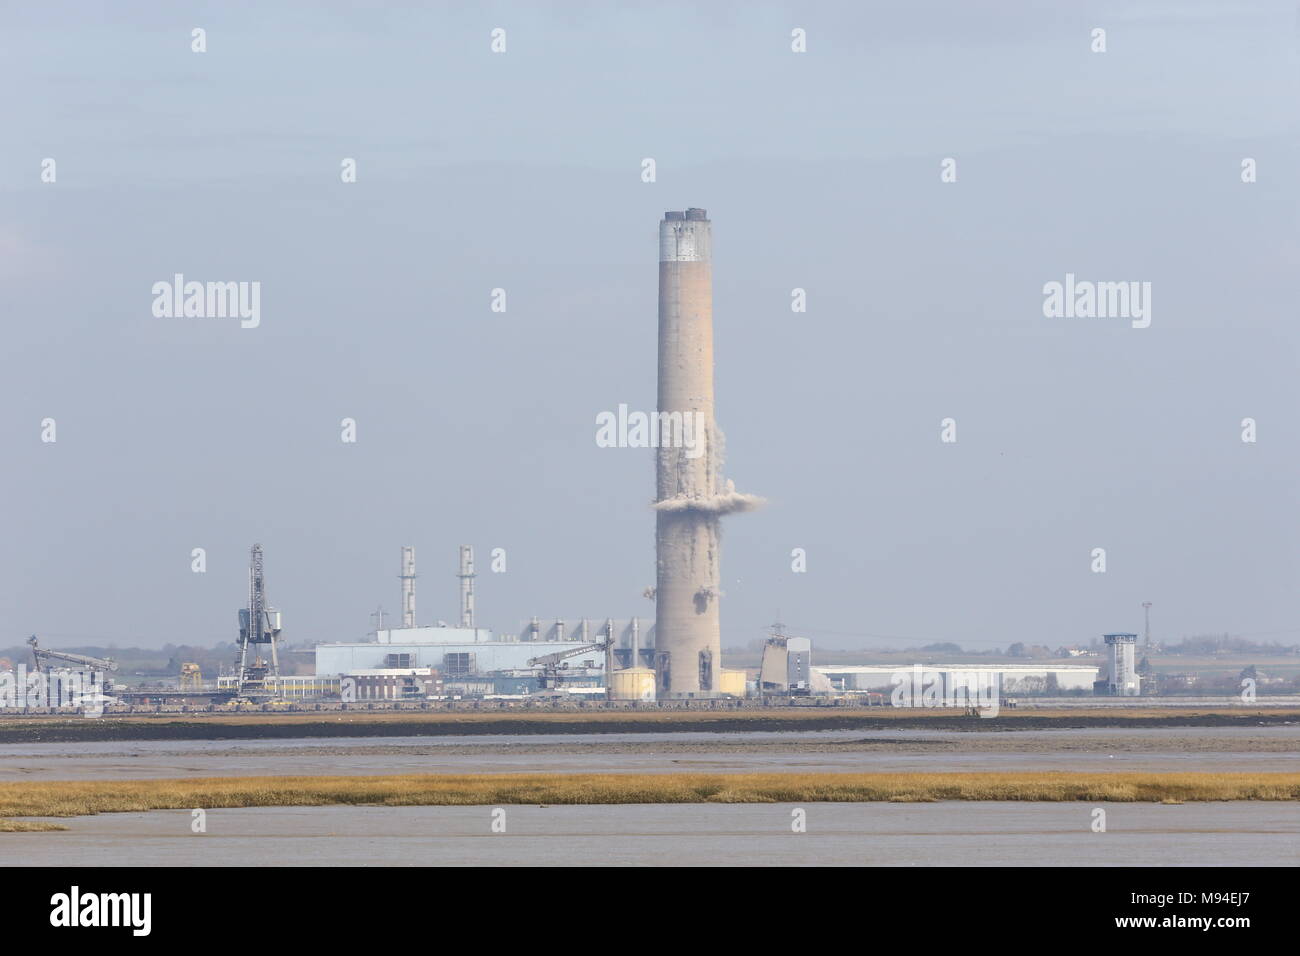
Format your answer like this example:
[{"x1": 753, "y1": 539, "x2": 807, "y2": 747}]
[{"x1": 4, "y1": 866, "x2": 1288, "y2": 941}]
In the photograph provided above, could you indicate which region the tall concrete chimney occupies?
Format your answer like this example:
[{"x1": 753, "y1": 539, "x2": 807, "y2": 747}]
[{"x1": 653, "y1": 208, "x2": 756, "y2": 698}]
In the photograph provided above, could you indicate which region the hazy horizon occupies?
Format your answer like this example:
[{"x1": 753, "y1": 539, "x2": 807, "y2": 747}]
[{"x1": 4, "y1": 2, "x2": 1298, "y2": 651}]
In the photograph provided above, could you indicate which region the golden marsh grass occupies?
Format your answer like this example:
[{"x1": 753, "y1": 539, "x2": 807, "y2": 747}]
[
  {"x1": 0, "y1": 818, "x2": 68, "y2": 832},
  {"x1": 0, "y1": 771, "x2": 1296, "y2": 829}
]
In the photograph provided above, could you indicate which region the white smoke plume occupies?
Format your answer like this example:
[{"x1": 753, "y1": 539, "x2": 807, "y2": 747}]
[{"x1": 653, "y1": 479, "x2": 765, "y2": 515}]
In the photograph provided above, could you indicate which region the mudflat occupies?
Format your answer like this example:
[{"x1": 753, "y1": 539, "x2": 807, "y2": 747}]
[{"x1": 0, "y1": 706, "x2": 1295, "y2": 744}]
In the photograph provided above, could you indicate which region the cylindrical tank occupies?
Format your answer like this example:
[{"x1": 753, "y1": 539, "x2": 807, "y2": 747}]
[
  {"x1": 719, "y1": 669, "x2": 747, "y2": 698},
  {"x1": 608, "y1": 667, "x2": 656, "y2": 701}
]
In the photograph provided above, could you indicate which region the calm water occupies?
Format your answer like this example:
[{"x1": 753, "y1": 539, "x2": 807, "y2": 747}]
[{"x1": 3, "y1": 802, "x2": 1295, "y2": 866}]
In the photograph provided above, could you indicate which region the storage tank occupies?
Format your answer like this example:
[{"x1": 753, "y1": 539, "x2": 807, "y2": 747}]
[
  {"x1": 608, "y1": 667, "x2": 656, "y2": 701},
  {"x1": 719, "y1": 669, "x2": 747, "y2": 698}
]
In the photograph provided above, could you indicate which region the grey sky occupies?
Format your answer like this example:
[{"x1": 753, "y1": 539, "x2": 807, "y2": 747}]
[{"x1": 3, "y1": 1, "x2": 1297, "y2": 651}]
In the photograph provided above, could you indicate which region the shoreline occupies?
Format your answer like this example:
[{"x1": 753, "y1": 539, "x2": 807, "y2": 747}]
[{"x1": 0, "y1": 707, "x2": 1295, "y2": 744}]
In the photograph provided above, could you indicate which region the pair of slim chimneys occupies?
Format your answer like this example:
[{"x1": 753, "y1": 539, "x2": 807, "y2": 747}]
[{"x1": 396, "y1": 545, "x2": 475, "y2": 630}]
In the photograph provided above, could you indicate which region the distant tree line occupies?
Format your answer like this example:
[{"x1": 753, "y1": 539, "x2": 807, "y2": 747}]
[{"x1": 1159, "y1": 634, "x2": 1299, "y2": 656}]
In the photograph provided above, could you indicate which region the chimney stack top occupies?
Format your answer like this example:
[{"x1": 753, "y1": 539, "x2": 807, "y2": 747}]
[{"x1": 662, "y1": 209, "x2": 708, "y2": 222}]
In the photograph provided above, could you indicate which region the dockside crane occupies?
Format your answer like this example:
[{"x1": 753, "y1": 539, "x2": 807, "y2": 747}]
[
  {"x1": 26, "y1": 635, "x2": 118, "y2": 694},
  {"x1": 235, "y1": 543, "x2": 282, "y2": 697},
  {"x1": 27, "y1": 635, "x2": 119, "y2": 674},
  {"x1": 528, "y1": 641, "x2": 608, "y2": 691}
]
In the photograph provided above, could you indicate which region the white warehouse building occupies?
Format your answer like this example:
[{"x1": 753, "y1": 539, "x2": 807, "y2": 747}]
[
  {"x1": 315, "y1": 626, "x2": 608, "y2": 678},
  {"x1": 815, "y1": 664, "x2": 1101, "y2": 695}
]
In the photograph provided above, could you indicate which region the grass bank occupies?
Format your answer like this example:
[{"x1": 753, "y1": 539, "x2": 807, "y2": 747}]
[
  {"x1": 0, "y1": 819, "x2": 67, "y2": 832},
  {"x1": 1, "y1": 771, "x2": 1296, "y2": 828}
]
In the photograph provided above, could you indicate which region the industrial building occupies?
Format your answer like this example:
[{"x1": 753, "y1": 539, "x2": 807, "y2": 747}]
[
  {"x1": 345, "y1": 668, "x2": 441, "y2": 701},
  {"x1": 216, "y1": 674, "x2": 340, "y2": 699},
  {"x1": 313, "y1": 618, "x2": 752, "y2": 699},
  {"x1": 306, "y1": 539, "x2": 1122, "y2": 706},
  {"x1": 815, "y1": 664, "x2": 1102, "y2": 695},
  {"x1": 316, "y1": 626, "x2": 604, "y2": 677},
  {"x1": 759, "y1": 633, "x2": 832, "y2": 696},
  {"x1": 1101, "y1": 632, "x2": 1141, "y2": 696},
  {"x1": 311, "y1": 542, "x2": 716, "y2": 700},
  {"x1": 316, "y1": 617, "x2": 658, "y2": 685}
]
